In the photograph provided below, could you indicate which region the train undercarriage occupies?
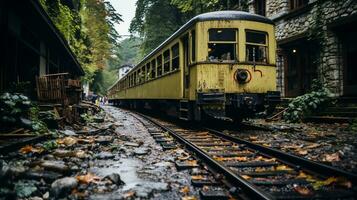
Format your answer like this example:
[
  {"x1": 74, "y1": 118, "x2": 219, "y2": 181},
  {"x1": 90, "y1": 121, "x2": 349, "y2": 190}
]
[{"x1": 110, "y1": 91, "x2": 280, "y2": 122}]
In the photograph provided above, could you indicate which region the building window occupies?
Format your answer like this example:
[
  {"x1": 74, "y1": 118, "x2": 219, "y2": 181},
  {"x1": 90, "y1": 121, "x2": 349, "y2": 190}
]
[
  {"x1": 208, "y1": 28, "x2": 237, "y2": 61},
  {"x1": 172, "y1": 43, "x2": 180, "y2": 70},
  {"x1": 246, "y1": 31, "x2": 268, "y2": 63},
  {"x1": 157, "y1": 55, "x2": 163, "y2": 76},
  {"x1": 151, "y1": 59, "x2": 156, "y2": 79},
  {"x1": 290, "y1": 0, "x2": 309, "y2": 11},
  {"x1": 191, "y1": 30, "x2": 196, "y2": 62},
  {"x1": 163, "y1": 50, "x2": 170, "y2": 73},
  {"x1": 255, "y1": 0, "x2": 266, "y2": 16}
]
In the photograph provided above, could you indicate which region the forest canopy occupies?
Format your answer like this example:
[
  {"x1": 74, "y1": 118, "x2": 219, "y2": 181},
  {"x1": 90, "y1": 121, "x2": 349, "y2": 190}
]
[
  {"x1": 39, "y1": 0, "x2": 123, "y2": 95},
  {"x1": 130, "y1": 0, "x2": 248, "y2": 55}
]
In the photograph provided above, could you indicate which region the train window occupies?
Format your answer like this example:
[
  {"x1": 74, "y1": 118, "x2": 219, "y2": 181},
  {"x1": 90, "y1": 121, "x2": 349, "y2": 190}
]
[
  {"x1": 145, "y1": 63, "x2": 150, "y2": 81},
  {"x1": 133, "y1": 72, "x2": 137, "y2": 85},
  {"x1": 139, "y1": 67, "x2": 145, "y2": 83},
  {"x1": 151, "y1": 59, "x2": 156, "y2": 79},
  {"x1": 172, "y1": 43, "x2": 180, "y2": 71},
  {"x1": 208, "y1": 28, "x2": 237, "y2": 61},
  {"x1": 157, "y1": 55, "x2": 163, "y2": 76},
  {"x1": 191, "y1": 30, "x2": 196, "y2": 62},
  {"x1": 130, "y1": 74, "x2": 132, "y2": 86},
  {"x1": 246, "y1": 31, "x2": 268, "y2": 63},
  {"x1": 163, "y1": 50, "x2": 170, "y2": 73}
]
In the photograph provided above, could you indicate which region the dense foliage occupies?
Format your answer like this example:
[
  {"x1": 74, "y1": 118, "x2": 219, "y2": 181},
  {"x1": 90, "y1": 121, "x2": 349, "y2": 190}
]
[
  {"x1": 91, "y1": 37, "x2": 143, "y2": 95},
  {"x1": 0, "y1": 93, "x2": 48, "y2": 134},
  {"x1": 283, "y1": 79, "x2": 333, "y2": 123},
  {"x1": 130, "y1": 0, "x2": 248, "y2": 55},
  {"x1": 39, "y1": 0, "x2": 122, "y2": 89}
]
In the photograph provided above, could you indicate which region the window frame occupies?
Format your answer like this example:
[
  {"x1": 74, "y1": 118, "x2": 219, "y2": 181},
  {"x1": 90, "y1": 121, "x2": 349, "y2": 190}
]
[
  {"x1": 245, "y1": 30, "x2": 269, "y2": 64},
  {"x1": 145, "y1": 62, "x2": 150, "y2": 81},
  {"x1": 207, "y1": 28, "x2": 238, "y2": 62},
  {"x1": 163, "y1": 49, "x2": 171, "y2": 73},
  {"x1": 157, "y1": 55, "x2": 163, "y2": 77},
  {"x1": 289, "y1": 0, "x2": 309, "y2": 11},
  {"x1": 171, "y1": 43, "x2": 180, "y2": 71},
  {"x1": 254, "y1": 0, "x2": 266, "y2": 16},
  {"x1": 150, "y1": 59, "x2": 156, "y2": 79}
]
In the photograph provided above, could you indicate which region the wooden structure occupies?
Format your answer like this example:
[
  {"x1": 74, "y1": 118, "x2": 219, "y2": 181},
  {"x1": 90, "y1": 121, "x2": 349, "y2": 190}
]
[
  {"x1": 0, "y1": 0, "x2": 84, "y2": 98},
  {"x1": 36, "y1": 73, "x2": 82, "y2": 105}
]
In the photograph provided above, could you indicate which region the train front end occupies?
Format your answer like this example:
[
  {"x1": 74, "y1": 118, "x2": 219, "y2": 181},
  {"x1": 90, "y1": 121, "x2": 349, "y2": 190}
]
[{"x1": 190, "y1": 13, "x2": 280, "y2": 121}]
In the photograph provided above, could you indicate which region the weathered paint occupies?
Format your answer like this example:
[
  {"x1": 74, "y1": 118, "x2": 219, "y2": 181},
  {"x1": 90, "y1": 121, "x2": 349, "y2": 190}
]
[{"x1": 109, "y1": 19, "x2": 277, "y2": 102}]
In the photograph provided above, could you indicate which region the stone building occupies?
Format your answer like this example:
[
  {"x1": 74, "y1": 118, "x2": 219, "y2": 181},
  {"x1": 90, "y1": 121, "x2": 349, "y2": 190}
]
[{"x1": 248, "y1": 0, "x2": 357, "y2": 98}]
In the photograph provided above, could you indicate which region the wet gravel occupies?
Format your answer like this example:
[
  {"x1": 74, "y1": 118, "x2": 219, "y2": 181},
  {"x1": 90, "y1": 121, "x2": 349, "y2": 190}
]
[{"x1": 0, "y1": 106, "x2": 208, "y2": 200}]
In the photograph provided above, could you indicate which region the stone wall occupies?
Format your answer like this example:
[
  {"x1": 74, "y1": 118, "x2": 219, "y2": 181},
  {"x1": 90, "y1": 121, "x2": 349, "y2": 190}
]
[{"x1": 249, "y1": 0, "x2": 357, "y2": 97}]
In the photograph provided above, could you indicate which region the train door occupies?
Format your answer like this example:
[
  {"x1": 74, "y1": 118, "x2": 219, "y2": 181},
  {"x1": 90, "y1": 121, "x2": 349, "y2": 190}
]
[{"x1": 182, "y1": 34, "x2": 189, "y2": 98}]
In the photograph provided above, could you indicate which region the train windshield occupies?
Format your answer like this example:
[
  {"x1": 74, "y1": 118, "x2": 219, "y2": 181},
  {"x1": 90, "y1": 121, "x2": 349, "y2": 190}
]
[
  {"x1": 246, "y1": 31, "x2": 268, "y2": 63},
  {"x1": 208, "y1": 28, "x2": 237, "y2": 62}
]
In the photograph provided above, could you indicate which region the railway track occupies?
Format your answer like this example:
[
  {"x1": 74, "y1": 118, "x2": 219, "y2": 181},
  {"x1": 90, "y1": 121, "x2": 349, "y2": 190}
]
[{"x1": 132, "y1": 111, "x2": 357, "y2": 200}]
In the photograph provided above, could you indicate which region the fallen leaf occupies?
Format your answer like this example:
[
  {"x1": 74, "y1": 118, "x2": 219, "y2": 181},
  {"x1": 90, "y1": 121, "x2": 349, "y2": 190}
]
[
  {"x1": 214, "y1": 156, "x2": 247, "y2": 162},
  {"x1": 74, "y1": 150, "x2": 87, "y2": 158},
  {"x1": 241, "y1": 175, "x2": 251, "y2": 180},
  {"x1": 312, "y1": 176, "x2": 352, "y2": 190},
  {"x1": 305, "y1": 143, "x2": 320, "y2": 149},
  {"x1": 186, "y1": 160, "x2": 198, "y2": 166},
  {"x1": 255, "y1": 156, "x2": 276, "y2": 162},
  {"x1": 191, "y1": 175, "x2": 204, "y2": 180},
  {"x1": 57, "y1": 137, "x2": 77, "y2": 146},
  {"x1": 249, "y1": 136, "x2": 258, "y2": 140},
  {"x1": 293, "y1": 185, "x2": 313, "y2": 196},
  {"x1": 296, "y1": 171, "x2": 316, "y2": 182},
  {"x1": 323, "y1": 153, "x2": 340, "y2": 162},
  {"x1": 19, "y1": 145, "x2": 44, "y2": 154},
  {"x1": 180, "y1": 186, "x2": 190, "y2": 194},
  {"x1": 297, "y1": 150, "x2": 308, "y2": 155},
  {"x1": 76, "y1": 173, "x2": 101, "y2": 184},
  {"x1": 276, "y1": 165, "x2": 293, "y2": 171},
  {"x1": 122, "y1": 191, "x2": 135, "y2": 198}
]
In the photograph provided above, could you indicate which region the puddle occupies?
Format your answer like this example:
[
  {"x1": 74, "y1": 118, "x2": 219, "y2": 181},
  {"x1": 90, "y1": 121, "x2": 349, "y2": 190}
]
[{"x1": 89, "y1": 158, "x2": 143, "y2": 190}]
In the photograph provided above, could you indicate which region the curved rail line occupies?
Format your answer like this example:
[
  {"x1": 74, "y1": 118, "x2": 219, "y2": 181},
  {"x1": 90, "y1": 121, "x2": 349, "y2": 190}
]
[{"x1": 131, "y1": 111, "x2": 356, "y2": 200}]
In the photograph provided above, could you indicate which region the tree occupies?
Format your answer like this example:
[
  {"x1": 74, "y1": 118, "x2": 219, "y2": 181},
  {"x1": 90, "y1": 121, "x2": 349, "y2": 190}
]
[
  {"x1": 130, "y1": 0, "x2": 248, "y2": 55},
  {"x1": 39, "y1": 0, "x2": 122, "y2": 84},
  {"x1": 130, "y1": 0, "x2": 183, "y2": 55}
]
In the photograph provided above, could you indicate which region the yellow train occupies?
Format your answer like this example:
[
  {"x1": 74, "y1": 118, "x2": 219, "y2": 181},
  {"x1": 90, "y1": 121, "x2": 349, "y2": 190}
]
[{"x1": 108, "y1": 11, "x2": 280, "y2": 122}]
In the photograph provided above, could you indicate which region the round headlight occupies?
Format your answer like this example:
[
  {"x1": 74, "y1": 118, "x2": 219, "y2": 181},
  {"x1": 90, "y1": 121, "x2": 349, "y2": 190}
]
[{"x1": 236, "y1": 69, "x2": 250, "y2": 83}]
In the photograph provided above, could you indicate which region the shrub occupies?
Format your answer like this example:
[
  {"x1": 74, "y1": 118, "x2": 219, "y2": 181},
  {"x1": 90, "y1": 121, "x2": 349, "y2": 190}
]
[
  {"x1": 0, "y1": 93, "x2": 48, "y2": 134},
  {"x1": 283, "y1": 79, "x2": 332, "y2": 123}
]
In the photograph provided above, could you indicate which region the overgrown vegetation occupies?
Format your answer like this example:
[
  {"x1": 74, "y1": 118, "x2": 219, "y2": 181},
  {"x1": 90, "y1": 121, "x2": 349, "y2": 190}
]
[
  {"x1": 130, "y1": 0, "x2": 248, "y2": 55},
  {"x1": 0, "y1": 93, "x2": 48, "y2": 134},
  {"x1": 39, "y1": 0, "x2": 122, "y2": 91},
  {"x1": 283, "y1": 80, "x2": 333, "y2": 123}
]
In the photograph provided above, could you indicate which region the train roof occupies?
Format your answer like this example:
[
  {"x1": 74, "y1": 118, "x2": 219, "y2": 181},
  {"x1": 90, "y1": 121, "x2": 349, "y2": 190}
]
[{"x1": 117, "y1": 11, "x2": 273, "y2": 84}]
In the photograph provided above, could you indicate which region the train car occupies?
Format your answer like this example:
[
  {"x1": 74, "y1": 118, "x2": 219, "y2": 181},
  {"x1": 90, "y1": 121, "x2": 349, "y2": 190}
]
[{"x1": 108, "y1": 11, "x2": 280, "y2": 122}]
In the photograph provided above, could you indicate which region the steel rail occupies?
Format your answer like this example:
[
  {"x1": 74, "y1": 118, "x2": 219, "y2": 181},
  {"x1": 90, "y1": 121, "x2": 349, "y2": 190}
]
[
  {"x1": 133, "y1": 112, "x2": 274, "y2": 200},
  {"x1": 205, "y1": 127, "x2": 357, "y2": 184}
]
